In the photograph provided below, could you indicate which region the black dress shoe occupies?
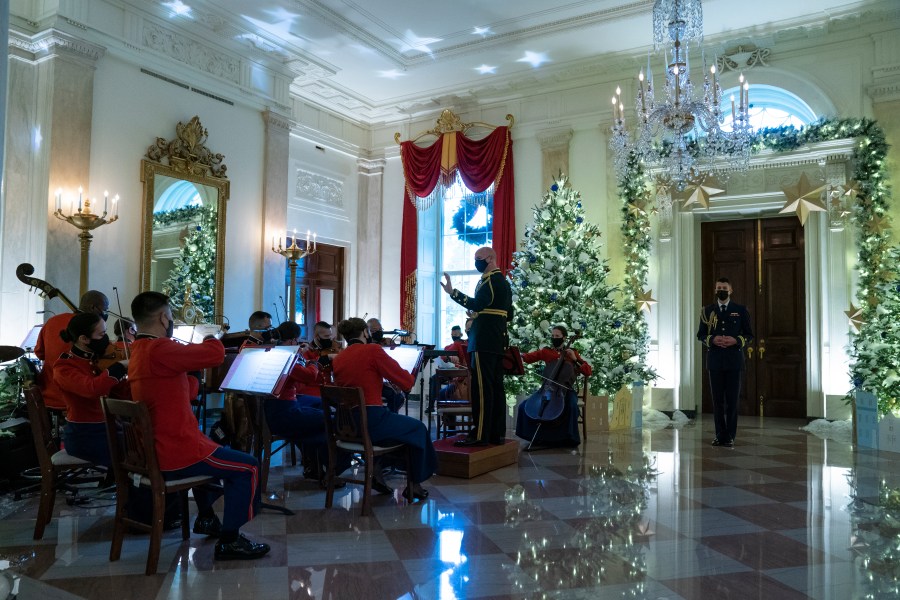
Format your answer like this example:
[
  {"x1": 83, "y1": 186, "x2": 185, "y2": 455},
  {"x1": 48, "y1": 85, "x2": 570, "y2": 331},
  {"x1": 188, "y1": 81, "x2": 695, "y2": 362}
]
[
  {"x1": 214, "y1": 534, "x2": 271, "y2": 560},
  {"x1": 711, "y1": 439, "x2": 723, "y2": 446},
  {"x1": 403, "y1": 486, "x2": 429, "y2": 501},
  {"x1": 454, "y1": 438, "x2": 488, "y2": 447},
  {"x1": 192, "y1": 515, "x2": 222, "y2": 537},
  {"x1": 723, "y1": 439, "x2": 734, "y2": 448},
  {"x1": 371, "y1": 476, "x2": 393, "y2": 495}
]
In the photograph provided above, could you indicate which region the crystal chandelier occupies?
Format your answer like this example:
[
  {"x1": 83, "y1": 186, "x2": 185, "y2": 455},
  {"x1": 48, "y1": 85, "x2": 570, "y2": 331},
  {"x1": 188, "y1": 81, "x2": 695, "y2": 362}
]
[{"x1": 610, "y1": 0, "x2": 752, "y2": 191}]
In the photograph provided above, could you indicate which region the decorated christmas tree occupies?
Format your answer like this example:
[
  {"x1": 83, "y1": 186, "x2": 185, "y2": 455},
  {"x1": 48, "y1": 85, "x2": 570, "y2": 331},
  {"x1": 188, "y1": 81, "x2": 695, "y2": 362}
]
[
  {"x1": 157, "y1": 204, "x2": 218, "y2": 318},
  {"x1": 506, "y1": 175, "x2": 655, "y2": 400},
  {"x1": 849, "y1": 244, "x2": 900, "y2": 414}
]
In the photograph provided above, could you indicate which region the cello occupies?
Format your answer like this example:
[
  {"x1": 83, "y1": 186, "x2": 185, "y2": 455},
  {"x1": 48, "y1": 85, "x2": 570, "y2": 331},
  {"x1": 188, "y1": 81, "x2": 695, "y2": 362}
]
[{"x1": 521, "y1": 333, "x2": 579, "y2": 449}]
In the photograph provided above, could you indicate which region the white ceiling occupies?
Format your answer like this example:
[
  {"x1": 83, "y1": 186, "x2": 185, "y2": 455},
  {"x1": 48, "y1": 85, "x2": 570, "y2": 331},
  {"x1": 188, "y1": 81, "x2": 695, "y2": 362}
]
[{"x1": 151, "y1": 0, "x2": 888, "y2": 123}]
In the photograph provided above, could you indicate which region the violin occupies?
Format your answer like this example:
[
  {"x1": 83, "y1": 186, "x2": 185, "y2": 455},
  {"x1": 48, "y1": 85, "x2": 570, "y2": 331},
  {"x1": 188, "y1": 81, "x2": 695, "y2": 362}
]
[{"x1": 522, "y1": 333, "x2": 580, "y2": 423}]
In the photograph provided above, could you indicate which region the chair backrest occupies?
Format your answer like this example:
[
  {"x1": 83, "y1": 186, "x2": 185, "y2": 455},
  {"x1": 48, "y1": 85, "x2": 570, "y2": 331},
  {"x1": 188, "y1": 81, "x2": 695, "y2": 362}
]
[
  {"x1": 100, "y1": 397, "x2": 165, "y2": 490},
  {"x1": 580, "y1": 374, "x2": 590, "y2": 402},
  {"x1": 24, "y1": 385, "x2": 56, "y2": 471},
  {"x1": 320, "y1": 385, "x2": 371, "y2": 451}
]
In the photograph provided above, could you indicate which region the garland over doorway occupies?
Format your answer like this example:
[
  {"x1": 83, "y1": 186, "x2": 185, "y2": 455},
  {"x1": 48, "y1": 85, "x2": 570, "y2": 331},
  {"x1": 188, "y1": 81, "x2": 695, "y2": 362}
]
[{"x1": 615, "y1": 118, "x2": 896, "y2": 414}]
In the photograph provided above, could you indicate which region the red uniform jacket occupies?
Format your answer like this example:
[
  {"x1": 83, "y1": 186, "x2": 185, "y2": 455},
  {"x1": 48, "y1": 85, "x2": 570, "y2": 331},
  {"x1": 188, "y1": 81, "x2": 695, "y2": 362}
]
[
  {"x1": 34, "y1": 312, "x2": 74, "y2": 410},
  {"x1": 55, "y1": 349, "x2": 129, "y2": 423},
  {"x1": 274, "y1": 361, "x2": 319, "y2": 401},
  {"x1": 332, "y1": 342, "x2": 415, "y2": 406},
  {"x1": 129, "y1": 336, "x2": 225, "y2": 471},
  {"x1": 444, "y1": 340, "x2": 469, "y2": 367},
  {"x1": 522, "y1": 347, "x2": 593, "y2": 378},
  {"x1": 296, "y1": 347, "x2": 337, "y2": 396}
]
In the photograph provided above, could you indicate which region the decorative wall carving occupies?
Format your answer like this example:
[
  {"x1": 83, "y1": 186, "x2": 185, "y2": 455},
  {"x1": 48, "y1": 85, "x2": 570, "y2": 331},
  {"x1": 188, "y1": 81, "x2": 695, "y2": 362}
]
[
  {"x1": 295, "y1": 169, "x2": 344, "y2": 208},
  {"x1": 716, "y1": 45, "x2": 771, "y2": 72},
  {"x1": 8, "y1": 29, "x2": 105, "y2": 62},
  {"x1": 142, "y1": 23, "x2": 239, "y2": 84}
]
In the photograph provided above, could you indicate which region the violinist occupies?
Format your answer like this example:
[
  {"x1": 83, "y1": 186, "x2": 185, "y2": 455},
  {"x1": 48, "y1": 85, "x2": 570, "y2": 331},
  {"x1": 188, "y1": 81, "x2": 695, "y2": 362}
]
[
  {"x1": 248, "y1": 310, "x2": 280, "y2": 344},
  {"x1": 366, "y1": 318, "x2": 389, "y2": 346},
  {"x1": 296, "y1": 321, "x2": 338, "y2": 405},
  {"x1": 128, "y1": 291, "x2": 269, "y2": 561},
  {"x1": 332, "y1": 317, "x2": 436, "y2": 500},
  {"x1": 113, "y1": 318, "x2": 136, "y2": 360},
  {"x1": 35, "y1": 290, "x2": 110, "y2": 410},
  {"x1": 515, "y1": 325, "x2": 592, "y2": 449},
  {"x1": 264, "y1": 321, "x2": 349, "y2": 485},
  {"x1": 366, "y1": 317, "x2": 405, "y2": 413},
  {"x1": 55, "y1": 312, "x2": 129, "y2": 465}
]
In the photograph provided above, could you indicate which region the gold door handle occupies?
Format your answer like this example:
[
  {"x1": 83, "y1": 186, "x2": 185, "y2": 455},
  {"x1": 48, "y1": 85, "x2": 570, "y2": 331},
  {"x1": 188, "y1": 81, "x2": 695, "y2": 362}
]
[
  {"x1": 747, "y1": 346, "x2": 754, "y2": 359},
  {"x1": 758, "y1": 339, "x2": 765, "y2": 360}
]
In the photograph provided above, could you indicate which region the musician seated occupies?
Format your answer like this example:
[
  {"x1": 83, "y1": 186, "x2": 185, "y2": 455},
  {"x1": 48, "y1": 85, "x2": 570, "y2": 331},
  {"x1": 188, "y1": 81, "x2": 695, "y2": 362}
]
[
  {"x1": 332, "y1": 317, "x2": 437, "y2": 500},
  {"x1": 34, "y1": 290, "x2": 109, "y2": 411},
  {"x1": 113, "y1": 318, "x2": 136, "y2": 357},
  {"x1": 515, "y1": 325, "x2": 592, "y2": 449},
  {"x1": 56, "y1": 312, "x2": 130, "y2": 465},
  {"x1": 427, "y1": 325, "x2": 469, "y2": 412},
  {"x1": 365, "y1": 319, "x2": 406, "y2": 413},
  {"x1": 248, "y1": 310, "x2": 280, "y2": 343},
  {"x1": 264, "y1": 330, "x2": 350, "y2": 486},
  {"x1": 297, "y1": 321, "x2": 338, "y2": 409}
]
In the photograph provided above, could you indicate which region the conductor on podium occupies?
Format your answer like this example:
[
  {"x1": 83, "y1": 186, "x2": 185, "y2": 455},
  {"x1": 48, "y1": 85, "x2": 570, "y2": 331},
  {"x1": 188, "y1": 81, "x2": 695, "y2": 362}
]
[{"x1": 440, "y1": 246, "x2": 512, "y2": 447}]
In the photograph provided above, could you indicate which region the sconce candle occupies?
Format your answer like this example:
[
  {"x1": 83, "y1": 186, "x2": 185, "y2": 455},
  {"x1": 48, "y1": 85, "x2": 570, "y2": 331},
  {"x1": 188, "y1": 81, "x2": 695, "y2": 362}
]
[
  {"x1": 53, "y1": 186, "x2": 120, "y2": 297},
  {"x1": 272, "y1": 228, "x2": 319, "y2": 323}
]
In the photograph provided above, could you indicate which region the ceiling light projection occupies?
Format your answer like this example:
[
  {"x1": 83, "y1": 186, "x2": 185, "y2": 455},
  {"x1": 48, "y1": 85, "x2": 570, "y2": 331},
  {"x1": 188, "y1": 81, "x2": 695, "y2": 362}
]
[
  {"x1": 475, "y1": 64, "x2": 497, "y2": 74},
  {"x1": 472, "y1": 26, "x2": 493, "y2": 37},
  {"x1": 162, "y1": 0, "x2": 192, "y2": 17},
  {"x1": 378, "y1": 69, "x2": 406, "y2": 79},
  {"x1": 398, "y1": 29, "x2": 442, "y2": 55},
  {"x1": 517, "y1": 51, "x2": 550, "y2": 68}
]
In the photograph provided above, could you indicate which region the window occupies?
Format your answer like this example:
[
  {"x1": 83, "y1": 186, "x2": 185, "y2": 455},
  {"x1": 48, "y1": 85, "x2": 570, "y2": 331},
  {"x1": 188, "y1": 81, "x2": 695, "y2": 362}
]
[
  {"x1": 719, "y1": 84, "x2": 817, "y2": 131},
  {"x1": 419, "y1": 175, "x2": 494, "y2": 348}
]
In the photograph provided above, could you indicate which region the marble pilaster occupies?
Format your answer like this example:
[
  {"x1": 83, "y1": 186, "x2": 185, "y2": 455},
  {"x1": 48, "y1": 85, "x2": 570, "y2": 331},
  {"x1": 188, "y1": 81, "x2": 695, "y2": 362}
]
[
  {"x1": 536, "y1": 127, "x2": 573, "y2": 187},
  {"x1": 261, "y1": 109, "x2": 292, "y2": 319},
  {"x1": 356, "y1": 157, "x2": 386, "y2": 318},
  {"x1": 1, "y1": 27, "x2": 103, "y2": 344}
]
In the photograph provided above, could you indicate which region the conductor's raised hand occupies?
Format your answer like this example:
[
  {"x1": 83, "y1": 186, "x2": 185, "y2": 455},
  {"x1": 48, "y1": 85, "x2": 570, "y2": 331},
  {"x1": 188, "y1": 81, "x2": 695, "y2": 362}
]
[{"x1": 440, "y1": 272, "x2": 453, "y2": 294}]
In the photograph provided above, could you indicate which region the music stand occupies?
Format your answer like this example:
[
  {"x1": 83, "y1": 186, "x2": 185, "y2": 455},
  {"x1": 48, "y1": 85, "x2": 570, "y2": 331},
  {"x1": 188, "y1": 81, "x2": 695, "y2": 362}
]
[{"x1": 383, "y1": 345, "x2": 426, "y2": 417}]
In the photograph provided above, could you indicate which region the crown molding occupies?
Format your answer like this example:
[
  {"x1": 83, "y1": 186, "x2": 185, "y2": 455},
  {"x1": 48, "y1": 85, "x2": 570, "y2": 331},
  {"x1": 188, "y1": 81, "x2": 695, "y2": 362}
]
[{"x1": 8, "y1": 28, "x2": 106, "y2": 63}]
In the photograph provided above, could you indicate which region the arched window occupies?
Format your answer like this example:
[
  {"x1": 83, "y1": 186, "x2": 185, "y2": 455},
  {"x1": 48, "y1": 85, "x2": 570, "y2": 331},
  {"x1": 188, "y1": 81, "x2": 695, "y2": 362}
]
[
  {"x1": 719, "y1": 84, "x2": 817, "y2": 131},
  {"x1": 153, "y1": 180, "x2": 203, "y2": 213}
]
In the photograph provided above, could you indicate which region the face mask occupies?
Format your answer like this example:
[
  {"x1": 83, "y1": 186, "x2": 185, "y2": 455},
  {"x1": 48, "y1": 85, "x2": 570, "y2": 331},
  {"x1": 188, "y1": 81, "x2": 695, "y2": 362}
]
[
  {"x1": 451, "y1": 335, "x2": 462, "y2": 342},
  {"x1": 716, "y1": 290, "x2": 730, "y2": 301},
  {"x1": 100, "y1": 312, "x2": 109, "y2": 322},
  {"x1": 551, "y1": 337, "x2": 564, "y2": 348},
  {"x1": 474, "y1": 258, "x2": 488, "y2": 273},
  {"x1": 165, "y1": 317, "x2": 175, "y2": 338},
  {"x1": 319, "y1": 338, "x2": 333, "y2": 350},
  {"x1": 88, "y1": 334, "x2": 110, "y2": 357},
  {"x1": 371, "y1": 330, "x2": 384, "y2": 343}
]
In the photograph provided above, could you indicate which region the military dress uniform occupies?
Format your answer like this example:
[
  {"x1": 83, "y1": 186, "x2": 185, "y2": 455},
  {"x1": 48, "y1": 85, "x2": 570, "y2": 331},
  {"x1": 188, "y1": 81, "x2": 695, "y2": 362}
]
[
  {"x1": 696, "y1": 301, "x2": 753, "y2": 444},
  {"x1": 448, "y1": 268, "x2": 512, "y2": 444}
]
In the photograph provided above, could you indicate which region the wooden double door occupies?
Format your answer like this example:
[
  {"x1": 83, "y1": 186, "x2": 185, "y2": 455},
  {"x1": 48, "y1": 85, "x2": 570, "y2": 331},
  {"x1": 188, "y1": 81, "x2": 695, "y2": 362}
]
[
  {"x1": 700, "y1": 217, "x2": 806, "y2": 418},
  {"x1": 290, "y1": 243, "x2": 344, "y2": 341}
]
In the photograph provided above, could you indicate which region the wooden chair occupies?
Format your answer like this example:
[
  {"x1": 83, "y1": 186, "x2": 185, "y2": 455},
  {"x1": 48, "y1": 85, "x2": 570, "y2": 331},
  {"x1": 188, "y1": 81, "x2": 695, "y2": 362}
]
[
  {"x1": 434, "y1": 368, "x2": 474, "y2": 439},
  {"x1": 23, "y1": 385, "x2": 100, "y2": 540},
  {"x1": 576, "y1": 374, "x2": 590, "y2": 443},
  {"x1": 258, "y1": 403, "x2": 298, "y2": 493},
  {"x1": 101, "y1": 397, "x2": 217, "y2": 575},
  {"x1": 320, "y1": 386, "x2": 412, "y2": 516}
]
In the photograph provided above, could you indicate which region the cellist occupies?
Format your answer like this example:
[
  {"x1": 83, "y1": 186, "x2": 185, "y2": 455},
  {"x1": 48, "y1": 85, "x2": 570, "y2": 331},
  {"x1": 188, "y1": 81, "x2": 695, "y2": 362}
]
[{"x1": 515, "y1": 325, "x2": 591, "y2": 449}]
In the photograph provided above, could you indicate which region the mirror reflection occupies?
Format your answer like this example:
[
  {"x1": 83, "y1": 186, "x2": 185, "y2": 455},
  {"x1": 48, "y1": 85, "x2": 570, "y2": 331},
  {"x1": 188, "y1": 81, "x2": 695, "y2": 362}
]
[{"x1": 140, "y1": 116, "x2": 229, "y2": 322}]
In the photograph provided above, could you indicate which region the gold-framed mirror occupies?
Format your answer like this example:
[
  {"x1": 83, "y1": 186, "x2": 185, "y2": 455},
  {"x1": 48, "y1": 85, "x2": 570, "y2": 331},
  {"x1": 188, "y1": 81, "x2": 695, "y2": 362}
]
[{"x1": 140, "y1": 116, "x2": 230, "y2": 322}]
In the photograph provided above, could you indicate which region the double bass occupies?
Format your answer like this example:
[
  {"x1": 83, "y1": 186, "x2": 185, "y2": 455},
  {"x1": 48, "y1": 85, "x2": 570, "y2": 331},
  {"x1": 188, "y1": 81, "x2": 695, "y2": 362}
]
[{"x1": 522, "y1": 334, "x2": 580, "y2": 424}]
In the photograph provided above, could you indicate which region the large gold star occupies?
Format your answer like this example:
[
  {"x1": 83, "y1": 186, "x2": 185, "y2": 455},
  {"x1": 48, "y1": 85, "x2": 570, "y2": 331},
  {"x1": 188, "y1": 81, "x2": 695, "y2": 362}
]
[
  {"x1": 779, "y1": 172, "x2": 826, "y2": 225},
  {"x1": 845, "y1": 302, "x2": 864, "y2": 331},
  {"x1": 842, "y1": 180, "x2": 860, "y2": 199},
  {"x1": 635, "y1": 289, "x2": 658, "y2": 313},
  {"x1": 867, "y1": 215, "x2": 891, "y2": 235},
  {"x1": 681, "y1": 177, "x2": 725, "y2": 209}
]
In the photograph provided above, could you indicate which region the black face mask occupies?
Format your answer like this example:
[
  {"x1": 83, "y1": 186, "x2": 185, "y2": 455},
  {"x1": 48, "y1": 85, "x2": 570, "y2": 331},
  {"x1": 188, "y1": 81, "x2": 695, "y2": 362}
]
[
  {"x1": 88, "y1": 334, "x2": 110, "y2": 357},
  {"x1": 371, "y1": 330, "x2": 384, "y2": 343},
  {"x1": 100, "y1": 312, "x2": 109, "y2": 322},
  {"x1": 165, "y1": 317, "x2": 175, "y2": 338},
  {"x1": 474, "y1": 258, "x2": 488, "y2": 273},
  {"x1": 716, "y1": 290, "x2": 730, "y2": 301},
  {"x1": 551, "y1": 337, "x2": 564, "y2": 348},
  {"x1": 318, "y1": 338, "x2": 333, "y2": 350},
  {"x1": 451, "y1": 335, "x2": 462, "y2": 342}
]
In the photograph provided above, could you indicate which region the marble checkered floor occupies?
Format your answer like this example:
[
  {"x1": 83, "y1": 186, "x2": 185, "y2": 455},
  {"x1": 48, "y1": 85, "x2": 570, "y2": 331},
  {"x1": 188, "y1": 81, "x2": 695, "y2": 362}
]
[{"x1": 2, "y1": 416, "x2": 900, "y2": 599}]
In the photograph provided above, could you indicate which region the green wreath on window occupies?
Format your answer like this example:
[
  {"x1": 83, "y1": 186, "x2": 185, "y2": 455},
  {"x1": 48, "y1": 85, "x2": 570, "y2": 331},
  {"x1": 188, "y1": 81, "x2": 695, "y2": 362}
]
[{"x1": 450, "y1": 195, "x2": 493, "y2": 246}]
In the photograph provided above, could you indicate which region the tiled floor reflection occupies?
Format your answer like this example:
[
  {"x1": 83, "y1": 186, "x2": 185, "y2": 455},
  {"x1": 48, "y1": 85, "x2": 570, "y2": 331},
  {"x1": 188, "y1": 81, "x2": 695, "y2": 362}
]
[{"x1": 3, "y1": 416, "x2": 900, "y2": 599}]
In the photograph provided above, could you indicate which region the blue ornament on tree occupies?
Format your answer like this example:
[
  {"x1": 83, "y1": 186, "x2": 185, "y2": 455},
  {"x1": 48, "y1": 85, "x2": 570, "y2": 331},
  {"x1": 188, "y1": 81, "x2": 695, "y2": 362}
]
[
  {"x1": 521, "y1": 280, "x2": 528, "y2": 288},
  {"x1": 551, "y1": 183, "x2": 559, "y2": 192},
  {"x1": 613, "y1": 320, "x2": 622, "y2": 328},
  {"x1": 550, "y1": 293, "x2": 558, "y2": 302},
  {"x1": 529, "y1": 254, "x2": 537, "y2": 263},
  {"x1": 576, "y1": 216, "x2": 583, "y2": 224}
]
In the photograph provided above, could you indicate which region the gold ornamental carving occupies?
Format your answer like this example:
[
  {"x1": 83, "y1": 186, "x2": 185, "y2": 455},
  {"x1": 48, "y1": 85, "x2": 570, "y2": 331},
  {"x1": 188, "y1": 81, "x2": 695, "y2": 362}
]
[{"x1": 145, "y1": 115, "x2": 228, "y2": 178}]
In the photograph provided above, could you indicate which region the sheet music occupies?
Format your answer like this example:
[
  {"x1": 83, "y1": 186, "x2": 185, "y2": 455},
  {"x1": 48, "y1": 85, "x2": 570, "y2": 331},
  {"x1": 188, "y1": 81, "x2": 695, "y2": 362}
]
[
  {"x1": 384, "y1": 344, "x2": 423, "y2": 377},
  {"x1": 220, "y1": 346, "x2": 299, "y2": 395},
  {"x1": 173, "y1": 324, "x2": 222, "y2": 344},
  {"x1": 20, "y1": 325, "x2": 42, "y2": 350}
]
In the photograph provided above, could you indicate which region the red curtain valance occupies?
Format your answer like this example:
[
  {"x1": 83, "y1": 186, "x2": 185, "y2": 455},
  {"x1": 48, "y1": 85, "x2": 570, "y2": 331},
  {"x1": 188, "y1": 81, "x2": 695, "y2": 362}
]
[{"x1": 399, "y1": 125, "x2": 516, "y2": 339}]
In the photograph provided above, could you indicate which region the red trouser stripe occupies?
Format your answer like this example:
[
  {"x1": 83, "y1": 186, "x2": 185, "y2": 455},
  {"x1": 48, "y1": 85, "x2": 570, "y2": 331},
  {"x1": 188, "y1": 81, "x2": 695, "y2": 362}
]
[{"x1": 203, "y1": 454, "x2": 259, "y2": 522}]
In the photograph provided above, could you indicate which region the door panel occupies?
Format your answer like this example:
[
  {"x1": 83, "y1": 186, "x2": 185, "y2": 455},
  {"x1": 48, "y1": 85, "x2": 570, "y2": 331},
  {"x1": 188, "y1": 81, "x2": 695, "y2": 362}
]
[
  {"x1": 293, "y1": 243, "x2": 344, "y2": 340},
  {"x1": 700, "y1": 217, "x2": 805, "y2": 418}
]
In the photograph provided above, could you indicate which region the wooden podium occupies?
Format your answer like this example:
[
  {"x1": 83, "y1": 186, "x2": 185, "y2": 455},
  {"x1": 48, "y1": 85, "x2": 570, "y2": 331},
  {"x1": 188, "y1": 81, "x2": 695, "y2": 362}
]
[{"x1": 434, "y1": 434, "x2": 518, "y2": 478}]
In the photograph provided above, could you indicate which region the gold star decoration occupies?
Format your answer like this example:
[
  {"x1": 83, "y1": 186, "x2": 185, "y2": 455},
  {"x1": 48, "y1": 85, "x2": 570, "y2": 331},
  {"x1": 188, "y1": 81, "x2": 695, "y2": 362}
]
[
  {"x1": 779, "y1": 172, "x2": 826, "y2": 225},
  {"x1": 830, "y1": 195, "x2": 851, "y2": 218},
  {"x1": 635, "y1": 289, "x2": 658, "y2": 313},
  {"x1": 628, "y1": 201, "x2": 646, "y2": 217},
  {"x1": 844, "y1": 303, "x2": 863, "y2": 331},
  {"x1": 867, "y1": 215, "x2": 891, "y2": 235},
  {"x1": 681, "y1": 177, "x2": 725, "y2": 209},
  {"x1": 841, "y1": 180, "x2": 860, "y2": 199}
]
